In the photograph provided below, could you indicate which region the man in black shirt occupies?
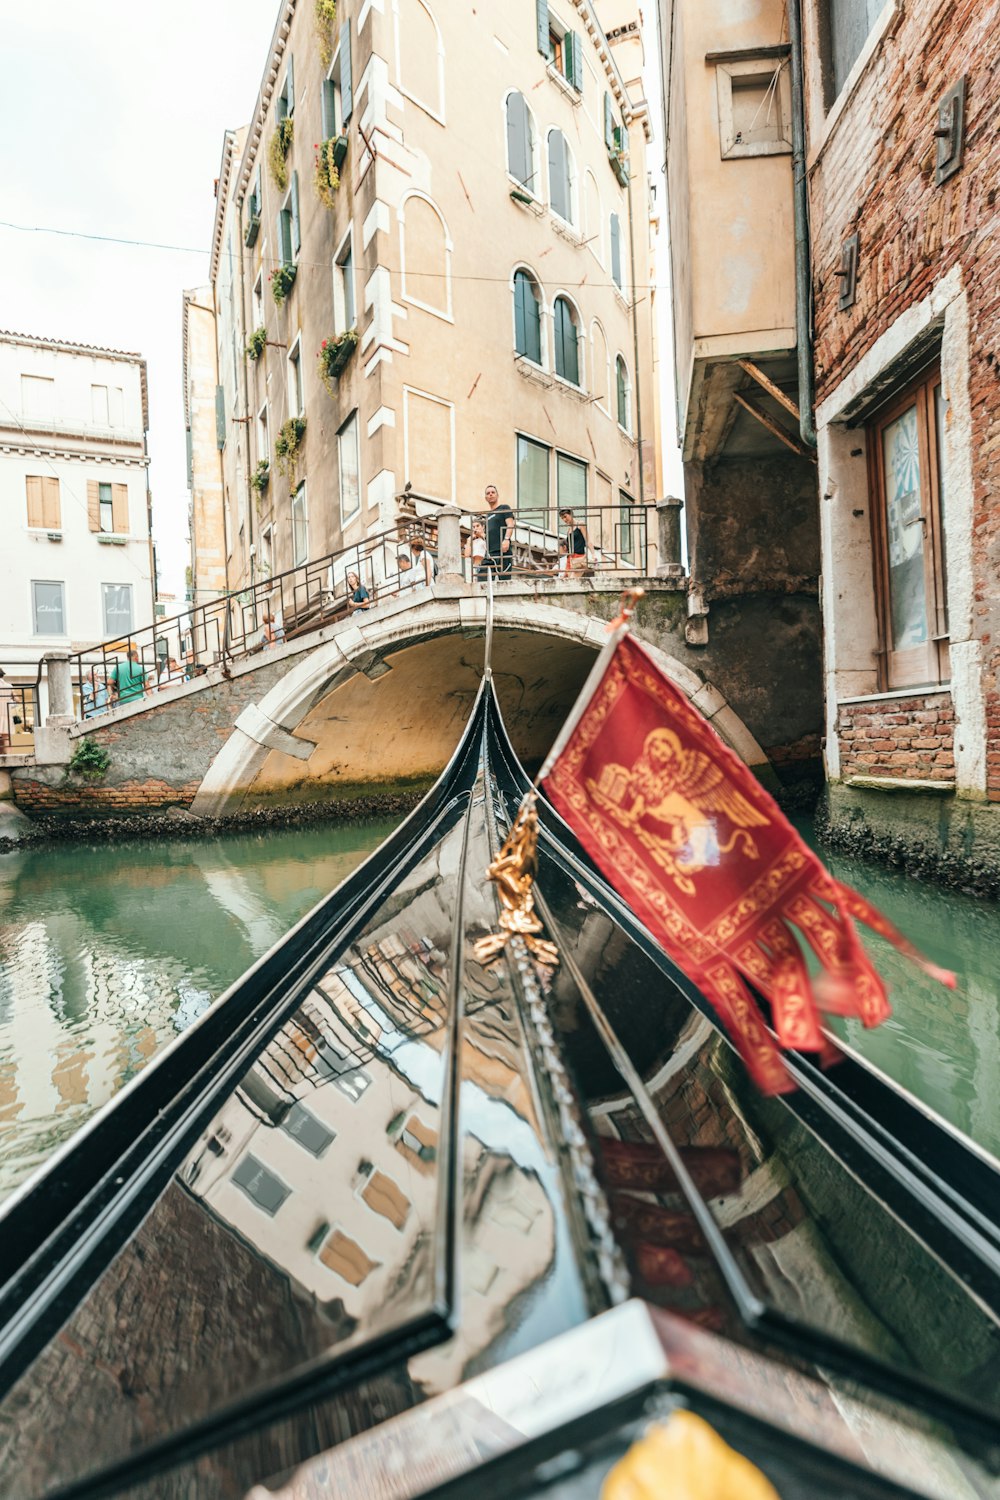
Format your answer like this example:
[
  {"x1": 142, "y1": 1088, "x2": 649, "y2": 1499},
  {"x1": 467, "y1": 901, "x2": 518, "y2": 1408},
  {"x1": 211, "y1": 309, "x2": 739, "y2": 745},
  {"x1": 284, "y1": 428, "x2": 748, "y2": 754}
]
[{"x1": 483, "y1": 484, "x2": 515, "y2": 576}]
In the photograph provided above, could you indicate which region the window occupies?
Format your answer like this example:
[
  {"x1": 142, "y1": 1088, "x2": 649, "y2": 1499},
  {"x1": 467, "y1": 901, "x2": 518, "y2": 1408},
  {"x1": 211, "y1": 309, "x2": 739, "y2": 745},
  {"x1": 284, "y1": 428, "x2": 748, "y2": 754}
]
[
  {"x1": 253, "y1": 272, "x2": 264, "y2": 328},
  {"x1": 102, "y1": 583, "x2": 133, "y2": 637},
  {"x1": 616, "y1": 356, "x2": 631, "y2": 431},
  {"x1": 91, "y1": 384, "x2": 109, "y2": 425},
  {"x1": 604, "y1": 93, "x2": 629, "y2": 182},
  {"x1": 553, "y1": 296, "x2": 580, "y2": 386},
  {"x1": 338, "y1": 411, "x2": 361, "y2": 523},
  {"x1": 361, "y1": 1170, "x2": 410, "y2": 1229},
  {"x1": 319, "y1": 1228, "x2": 378, "y2": 1284},
  {"x1": 288, "y1": 336, "x2": 304, "y2": 418},
  {"x1": 20, "y1": 375, "x2": 54, "y2": 421},
  {"x1": 516, "y1": 433, "x2": 550, "y2": 528},
  {"x1": 619, "y1": 490, "x2": 635, "y2": 564},
  {"x1": 334, "y1": 231, "x2": 356, "y2": 333},
  {"x1": 610, "y1": 213, "x2": 623, "y2": 291},
  {"x1": 322, "y1": 24, "x2": 354, "y2": 138},
  {"x1": 537, "y1": 3, "x2": 582, "y2": 89},
  {"x1": 232, "y1": 1154, "x2": 290, "y2": 1215},
  {"x1": 716, "y1": 58, "x2": 792, "y2": 158},
  {"x1": 257, "y1": 403, "x2": 269, "y2": 462},
  {"x1": 513, "y1": 270, "x2": 542, "y2": 365},
  {"x1": 291, "y1": 483, "x2": 309, "y2": 566},
  {"x1": 276, "y1": 56, "x2": 294, "y2": 120},
  {"x1": 556, "y1": 451, "x2": 587, "y2": 516},
  {"x1": 283, "y1": 1102, "x2": 335, "y2": 1157},
  {"x1": 88, "y1": 480, "x2": 129, "y2": 534},
  {"x1": 278, "y1": 173, "x2": 300, "y2": 266},
  {"x1": 31, "y1": 580, "x2": 65, "y2": 636},
  {"x1": 506, "y1": 91, "x2": 537, "y2": 193},
  {"x1": 25, "y1": 475, "x2": 60, "y2": 530},
  {"x1": 547, "y1": 129, "x2": 575, "y2": 224},
  {"x1": 824, "y1": 0, "x2": 884, "y2": 107},
  {"x1": 869, "y1": 366, "x2": 949, "y2": 689}
]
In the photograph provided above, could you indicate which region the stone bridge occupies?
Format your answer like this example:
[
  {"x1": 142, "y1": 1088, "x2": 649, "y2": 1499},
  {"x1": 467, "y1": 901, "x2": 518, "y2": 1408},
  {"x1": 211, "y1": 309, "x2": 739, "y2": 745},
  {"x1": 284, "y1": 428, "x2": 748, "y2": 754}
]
[{"x1": 7, "y1": 575, "x2": 821, "y2": 823}]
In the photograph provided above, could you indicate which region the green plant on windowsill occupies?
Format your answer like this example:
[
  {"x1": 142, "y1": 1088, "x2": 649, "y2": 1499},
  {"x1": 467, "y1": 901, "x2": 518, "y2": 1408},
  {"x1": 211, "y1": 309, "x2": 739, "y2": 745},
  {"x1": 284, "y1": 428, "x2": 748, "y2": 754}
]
[
  {"x1": 67, "y1": 736, "x2": 110, "y2": 783},
  {"x1": 250, "y1": 460, "x2": 270, "y2": 495},
  {"x1": 274, "y1": 416, "x2": 306, "y2": 486},
  {"x1": 246, "y1": 326, "x2": 267, "y2": 361},
  {"x1": 314, "y1": 136, "x2": 343, "y2": 210},
  {"x1": 268, "y1": 115, "x2": 294, "y2": 190},
  {"x1": 317, "y1": 328, "x2": 358, "y2": 393},
  {"x1": 269, "y1": 262, "x2": 298, "y2": 305},
  {"x1": 315, "y1": 0, "x2": 338, "y2": 67}
]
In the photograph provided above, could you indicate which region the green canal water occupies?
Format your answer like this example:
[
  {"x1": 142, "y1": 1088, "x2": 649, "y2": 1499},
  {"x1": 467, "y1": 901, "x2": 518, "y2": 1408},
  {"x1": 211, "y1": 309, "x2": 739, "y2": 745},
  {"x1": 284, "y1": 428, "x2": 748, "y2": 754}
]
[{"x1": 0, "y1": 817, "x2": 997, "y2": 1203}]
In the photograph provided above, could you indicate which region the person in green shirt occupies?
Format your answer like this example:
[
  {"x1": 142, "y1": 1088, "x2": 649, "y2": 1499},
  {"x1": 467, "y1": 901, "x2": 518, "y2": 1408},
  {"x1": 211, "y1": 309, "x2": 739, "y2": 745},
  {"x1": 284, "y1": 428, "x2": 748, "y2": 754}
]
[{"x1": 110, "y1": 649, "x2": 146, "y2": 705}]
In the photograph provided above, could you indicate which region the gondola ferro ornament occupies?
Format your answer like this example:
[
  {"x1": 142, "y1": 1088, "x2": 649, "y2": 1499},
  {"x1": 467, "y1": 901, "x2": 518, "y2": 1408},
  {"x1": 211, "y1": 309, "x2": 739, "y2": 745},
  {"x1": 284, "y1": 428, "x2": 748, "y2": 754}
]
[{"x1": 474, "y1": 793, "x2": 560, "y2": 970}]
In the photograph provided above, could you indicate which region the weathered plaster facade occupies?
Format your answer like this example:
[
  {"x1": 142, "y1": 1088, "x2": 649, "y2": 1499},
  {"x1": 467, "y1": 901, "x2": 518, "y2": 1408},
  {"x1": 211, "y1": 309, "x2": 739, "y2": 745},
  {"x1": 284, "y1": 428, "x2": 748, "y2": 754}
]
[
  {"x1": 656, "y1": 0, "x2": 822, "y2": 783},
  {"x1": 182, "y1": 289, "x2": 229, "y2": 604},
  {"x1": 195, "y1": 0, "x2": 659, "y2": 598}
]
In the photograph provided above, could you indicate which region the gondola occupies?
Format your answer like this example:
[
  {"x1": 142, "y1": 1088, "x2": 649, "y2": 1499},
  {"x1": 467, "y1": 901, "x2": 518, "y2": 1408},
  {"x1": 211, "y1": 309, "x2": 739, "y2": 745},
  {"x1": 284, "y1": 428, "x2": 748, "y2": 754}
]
[{"x1": 0, "y1": 643, "x2": 999, "y2": 1500}]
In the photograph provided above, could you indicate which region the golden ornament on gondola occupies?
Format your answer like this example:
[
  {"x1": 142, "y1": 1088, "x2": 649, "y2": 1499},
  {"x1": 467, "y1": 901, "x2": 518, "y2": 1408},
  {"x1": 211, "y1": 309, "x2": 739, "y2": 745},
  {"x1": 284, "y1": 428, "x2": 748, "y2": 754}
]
[
  {"x1": 600, "y1": 1410, "x2": 780, "y2": 1500},
  {"x1": 474, "y1": 794, "x2": 560, "y2": 970}
]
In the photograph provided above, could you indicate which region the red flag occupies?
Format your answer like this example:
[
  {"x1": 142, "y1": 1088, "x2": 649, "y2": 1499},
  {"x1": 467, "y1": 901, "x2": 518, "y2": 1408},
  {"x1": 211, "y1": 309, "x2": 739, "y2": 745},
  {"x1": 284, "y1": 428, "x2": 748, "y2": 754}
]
[{"x1": 540, "y1": 632, "x2": 955, "y2": 1094}]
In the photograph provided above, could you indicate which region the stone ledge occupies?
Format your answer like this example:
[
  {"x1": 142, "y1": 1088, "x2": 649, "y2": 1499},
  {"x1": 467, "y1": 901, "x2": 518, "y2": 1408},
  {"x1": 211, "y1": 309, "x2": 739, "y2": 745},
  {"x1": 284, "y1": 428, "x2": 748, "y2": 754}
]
[{"x1": 845, "y1": 775, "x2": 956, "y2": 795}]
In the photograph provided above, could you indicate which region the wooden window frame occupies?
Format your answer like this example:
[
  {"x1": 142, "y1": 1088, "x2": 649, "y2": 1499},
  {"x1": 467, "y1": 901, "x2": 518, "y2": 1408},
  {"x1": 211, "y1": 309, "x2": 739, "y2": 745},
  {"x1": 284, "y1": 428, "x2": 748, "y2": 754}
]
[{"x1": 867, "y1": 363, "x2": 949, "y2": 691}]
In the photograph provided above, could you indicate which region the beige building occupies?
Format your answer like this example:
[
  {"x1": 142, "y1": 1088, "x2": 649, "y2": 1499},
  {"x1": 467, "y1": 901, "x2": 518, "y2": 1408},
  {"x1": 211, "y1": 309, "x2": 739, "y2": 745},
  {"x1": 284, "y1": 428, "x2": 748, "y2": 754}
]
[
  {"x1": 657, "y1": 0, "x2": 823, "y2": 786},
  {"x1": 182, "y1": 287, "x2": 229, "y2": 604},
  {"x1": 194, "y1": 0, "x2": 657, "y2": 598}
]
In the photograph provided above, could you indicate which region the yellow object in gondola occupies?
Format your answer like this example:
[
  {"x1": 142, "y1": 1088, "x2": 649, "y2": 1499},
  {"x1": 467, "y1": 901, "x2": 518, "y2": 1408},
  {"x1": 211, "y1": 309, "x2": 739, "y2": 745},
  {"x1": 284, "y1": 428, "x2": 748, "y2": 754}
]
[
  {"x1": 473, "y1": 794, "x2": 559, "y2": 970},
  {"x1": 600, "y1": 1411, "x2": 781, "y2": 1500}
]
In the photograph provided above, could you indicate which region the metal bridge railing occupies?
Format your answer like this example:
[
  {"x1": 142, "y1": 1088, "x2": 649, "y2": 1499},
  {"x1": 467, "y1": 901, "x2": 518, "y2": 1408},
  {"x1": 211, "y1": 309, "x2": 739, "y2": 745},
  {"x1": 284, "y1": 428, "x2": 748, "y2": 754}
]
[{"x1": 66, "y1": 504, "x2": 656, "y2": 723}]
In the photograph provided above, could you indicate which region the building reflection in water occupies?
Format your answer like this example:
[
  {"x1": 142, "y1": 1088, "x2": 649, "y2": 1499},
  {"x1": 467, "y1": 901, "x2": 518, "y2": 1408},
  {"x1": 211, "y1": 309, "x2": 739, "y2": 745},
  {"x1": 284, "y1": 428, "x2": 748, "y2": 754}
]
[{"x1": 0, "y1": 810, "x2": 577, "y2": 1500}]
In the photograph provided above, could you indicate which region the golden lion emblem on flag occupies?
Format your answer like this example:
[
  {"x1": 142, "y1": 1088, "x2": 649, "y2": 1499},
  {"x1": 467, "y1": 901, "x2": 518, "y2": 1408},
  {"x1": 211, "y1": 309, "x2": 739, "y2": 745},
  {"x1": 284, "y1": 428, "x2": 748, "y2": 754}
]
[{"x1": 586, "y1": 726, "x2": 770, "y2": 896}]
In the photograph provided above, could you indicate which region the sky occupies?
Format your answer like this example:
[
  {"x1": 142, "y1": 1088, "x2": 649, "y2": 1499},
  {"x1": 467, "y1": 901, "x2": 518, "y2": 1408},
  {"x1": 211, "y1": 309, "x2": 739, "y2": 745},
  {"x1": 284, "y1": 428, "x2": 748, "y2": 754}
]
[
  {"x1": 2, "y1": 0, "x2": 278, "y2": 597},
  {"x1": 3, "y1": 2, "x2": 681, "y2": 599}
]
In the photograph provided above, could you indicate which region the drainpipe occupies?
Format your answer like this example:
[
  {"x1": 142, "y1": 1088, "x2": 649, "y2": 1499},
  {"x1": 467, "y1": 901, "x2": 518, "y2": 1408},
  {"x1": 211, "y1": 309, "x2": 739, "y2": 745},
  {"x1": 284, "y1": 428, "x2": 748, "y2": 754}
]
[
  {"x1": 625, "y1": 121, "x2": 646, "y2": 506},
  {"x1": 787, "y1": 0, "x2": 817, "y2": 450}
]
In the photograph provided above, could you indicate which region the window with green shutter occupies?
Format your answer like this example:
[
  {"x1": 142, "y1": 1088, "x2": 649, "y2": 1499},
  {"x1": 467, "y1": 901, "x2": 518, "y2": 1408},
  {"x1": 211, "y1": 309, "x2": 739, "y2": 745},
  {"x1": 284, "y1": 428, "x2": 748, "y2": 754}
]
[
  {"x1": 616, "y1": 356, "x2": 630, "y2": 430},
  {"x1": 536, "y1": 0, "x2": 551, "y2": 58},
  {"x1": 278, "y1": 206, "x2": 293, "y2": 266},
  {"x1": 554, "y1": 297, "x2": 580, "y2": 386},
  {"x1": 290, "y1": 171, "x2": 301, "y2": 257},
  {"x1": 610, "y1": 213, "x2": 622, "y2": 290},
  {"x1": 548, "y1": 129, "x2": 574, "y2": 223},
  {"x1": 215, "y1": 385, "x2": 226, "y2": 449},
  {"x1": 564, "y1": 32, "x2": 582, "y2": 91},
  {"x1": 340, "y1": 21, "x2": 353, "y2": 124},
  {"x1": 506, "y1": 91, "x2": 536, "y2": 191},
  {"x1": 513, "y1": 271, "x2": 542, "y2": 364}
]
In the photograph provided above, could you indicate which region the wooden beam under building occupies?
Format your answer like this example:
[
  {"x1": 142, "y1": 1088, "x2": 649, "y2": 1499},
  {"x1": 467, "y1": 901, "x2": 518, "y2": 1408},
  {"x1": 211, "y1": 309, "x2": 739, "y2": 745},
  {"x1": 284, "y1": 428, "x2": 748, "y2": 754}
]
[
  {"x1": 737, "y1": 359, "x2": 801, "y2": 420},
  {"x1": 732, "y1": 391, "x2": 816, "y2": 460}
]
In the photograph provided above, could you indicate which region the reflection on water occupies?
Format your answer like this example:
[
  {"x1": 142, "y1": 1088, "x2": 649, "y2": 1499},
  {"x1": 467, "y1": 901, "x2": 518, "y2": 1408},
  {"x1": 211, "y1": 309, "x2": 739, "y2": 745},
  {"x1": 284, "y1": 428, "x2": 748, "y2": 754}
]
[
  {"x1": 804, "y1": 826, "x2": 1000, "y2": 1161},
  {"x1": 0, "y1": 819, "x2": 399, "y2": 1201}
]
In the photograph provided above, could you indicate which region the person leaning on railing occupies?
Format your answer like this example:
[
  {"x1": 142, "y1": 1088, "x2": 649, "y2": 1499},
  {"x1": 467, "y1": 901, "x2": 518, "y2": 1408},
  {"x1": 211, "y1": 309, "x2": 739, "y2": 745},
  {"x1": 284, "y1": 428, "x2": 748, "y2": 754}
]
[
  {"x1": 559, "y1": 507, "x2": 590, "y2": 574},
  {"x1": 109, "y1": 648, "x2": 147, "y2": 705},
  {"x1": 346, "y1": 571, "x2": 372, "y2": 612}
]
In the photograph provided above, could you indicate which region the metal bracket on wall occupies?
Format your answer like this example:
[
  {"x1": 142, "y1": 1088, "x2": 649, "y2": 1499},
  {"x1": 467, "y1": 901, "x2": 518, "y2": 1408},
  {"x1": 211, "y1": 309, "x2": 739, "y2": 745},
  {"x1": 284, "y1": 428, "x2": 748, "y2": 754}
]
[
  {"x1": 837, "y1": 233, "x2": 859, "y2": 311},
  {"x1": 934, "y1": 77, "x2": 966, "y2": 186}
]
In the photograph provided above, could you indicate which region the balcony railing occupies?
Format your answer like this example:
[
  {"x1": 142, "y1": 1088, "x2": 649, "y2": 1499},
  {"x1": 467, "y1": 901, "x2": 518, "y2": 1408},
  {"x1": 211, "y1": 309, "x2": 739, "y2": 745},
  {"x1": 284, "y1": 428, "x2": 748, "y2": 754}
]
[{"x1": 66, "y1": 503, "x2": 658, "y2": 722}]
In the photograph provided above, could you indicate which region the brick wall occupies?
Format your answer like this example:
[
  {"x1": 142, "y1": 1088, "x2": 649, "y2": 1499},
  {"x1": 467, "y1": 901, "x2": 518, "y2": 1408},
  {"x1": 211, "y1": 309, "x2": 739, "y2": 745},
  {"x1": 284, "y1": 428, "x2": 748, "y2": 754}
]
[
  {"x1": 837, "y1": 692, "x2": 956, "y2": 783},
  {"x1": 809, "y1": 0, "x2": 1000, "y2": 801}
]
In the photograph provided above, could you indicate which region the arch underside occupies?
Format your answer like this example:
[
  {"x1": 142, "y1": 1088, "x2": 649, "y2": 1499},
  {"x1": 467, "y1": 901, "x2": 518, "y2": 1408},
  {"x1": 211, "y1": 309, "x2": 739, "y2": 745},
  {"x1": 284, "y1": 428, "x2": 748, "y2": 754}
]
[{"x1": 191, "y1": 602, "x2": 768, "y2": 817}]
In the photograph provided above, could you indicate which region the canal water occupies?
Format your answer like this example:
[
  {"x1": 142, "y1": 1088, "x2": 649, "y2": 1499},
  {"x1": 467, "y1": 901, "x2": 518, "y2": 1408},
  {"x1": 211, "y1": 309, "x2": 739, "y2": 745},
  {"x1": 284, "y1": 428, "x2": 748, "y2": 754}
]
[{"x1": 0, "y1": 818, "x2": 997, "y2": 1203}]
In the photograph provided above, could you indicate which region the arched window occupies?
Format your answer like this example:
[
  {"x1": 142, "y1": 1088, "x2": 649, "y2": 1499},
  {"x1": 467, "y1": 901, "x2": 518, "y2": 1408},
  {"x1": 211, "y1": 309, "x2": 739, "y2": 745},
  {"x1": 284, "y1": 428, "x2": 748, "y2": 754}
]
[
  {"x1": 616, "y1": 355, "x2": 631, "y2": 430},
  {"x1": 513, "y1": 269, "x2": 542, "y2": 364},
  {"x1": 554, "y1": 297, "x2": 580, "y2": 386},
  {"x1": 610, "y1": 213, "x2": 623, "y2": 290},
  {"x1": 547, "y1": 129, "x2": 575, "y2": 224},
  {"x1": 400, "y1": 192, "x2": 452, "y2": 318},
  {"x1": 506, "y1": 92, "x2": 537, "y2": 193},
  {"x1": 591, "y1": 321, "x2": 609, "y2": 409}
]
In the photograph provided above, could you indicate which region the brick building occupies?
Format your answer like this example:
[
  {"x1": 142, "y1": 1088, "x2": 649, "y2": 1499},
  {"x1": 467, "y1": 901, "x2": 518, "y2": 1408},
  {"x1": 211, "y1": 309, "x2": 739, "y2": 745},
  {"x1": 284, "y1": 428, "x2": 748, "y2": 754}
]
[{"x1": 805, "y1": 0, "x2": 1000, "y2": 871}]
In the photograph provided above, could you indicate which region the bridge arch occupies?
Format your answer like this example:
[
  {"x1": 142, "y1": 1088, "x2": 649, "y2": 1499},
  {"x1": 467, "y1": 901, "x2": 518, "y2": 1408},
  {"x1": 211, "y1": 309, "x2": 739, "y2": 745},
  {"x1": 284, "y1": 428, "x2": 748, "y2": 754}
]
[{"x1": 191, "y1": 595, "x2": 768, "y2": 818}]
